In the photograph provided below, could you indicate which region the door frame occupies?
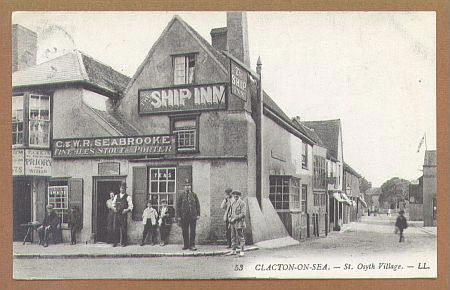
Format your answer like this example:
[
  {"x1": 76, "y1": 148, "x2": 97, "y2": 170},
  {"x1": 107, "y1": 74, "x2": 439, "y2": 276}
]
[
  {"x1": 92, "y1": 175, "x2": 126, "y2": 242},
  {"x1": 13, "y1": 177, "x2": 33, "y2": 241}
]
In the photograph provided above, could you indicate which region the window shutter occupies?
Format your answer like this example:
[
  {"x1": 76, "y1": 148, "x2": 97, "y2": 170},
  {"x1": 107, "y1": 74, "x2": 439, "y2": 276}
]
[
  {"x1": 176, "y1": 165, "x2": 192, "y2": 192},
  {"x1": 132, "y1": 166, "x2": 148, "y2": 221},
  {"x1": 69, "y1": 178, "x2": 83, "y2": 228}
]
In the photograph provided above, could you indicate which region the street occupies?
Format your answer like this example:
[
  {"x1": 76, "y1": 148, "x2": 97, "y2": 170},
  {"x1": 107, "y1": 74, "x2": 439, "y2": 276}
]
[{"x1": 14, "y1": 215, "x2": 437, "y2": 279}]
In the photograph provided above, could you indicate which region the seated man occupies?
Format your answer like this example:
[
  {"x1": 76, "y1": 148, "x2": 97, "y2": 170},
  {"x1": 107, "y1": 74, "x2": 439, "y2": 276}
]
[{"x1": 37, "y1": 204, "x2": 61, "y2": 247}]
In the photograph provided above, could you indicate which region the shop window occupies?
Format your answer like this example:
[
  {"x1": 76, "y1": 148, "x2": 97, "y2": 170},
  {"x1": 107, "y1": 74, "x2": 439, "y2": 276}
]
[
  {"x1": 29, "y1": 94, "x2": 50, "y2": 147},
  {"x1": 173, "y1": 54, "x2": 196, "y2": 85},
  {"x1": 171, "y1": 116, "x2": 198, "y2": 152},
  {"x1": 301, "y1": 184, "x2": 308, "y2": 213},
  {"x1": 269, "y1": 176, "x2": 300, "y2": 212},
  {"x1": 148, "y1": 168, "x2": 176, "y2": 213},
  {"x1": 12, "y1": 95, "x2": 24, "y2": 146},
  {"x1": 313, "y1": 192, "x2": 326, "y2": 206},
  {"x1": 302, "y1": 143, "x2": 308, "y2": 169},
  {"x1": 48, "y1": 180, "x2": 69, "y2": 224}
]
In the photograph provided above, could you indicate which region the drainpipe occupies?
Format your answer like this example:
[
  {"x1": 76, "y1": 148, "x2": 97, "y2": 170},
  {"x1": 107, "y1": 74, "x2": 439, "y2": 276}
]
[{"x1": 255, "y1": 57, "x2": 263, "y2": 208}]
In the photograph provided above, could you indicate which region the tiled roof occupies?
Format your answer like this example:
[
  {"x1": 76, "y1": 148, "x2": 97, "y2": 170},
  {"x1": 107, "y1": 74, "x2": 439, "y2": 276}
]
[
  {"x1": 302, "y1": 119, "x2": 341, "y2": 159},
  {"x1": 12, "y1": 50, "x2": 130, "y2": 96},
  {"x1": 89, "y1": 106, "x2": 141, "y2": 136},
  {"x1": 344, "y1": 162, "x2": 361, "y2": 178},
  {"x1": 424, "y1": 150, "x2": 436, "y2": 166}
]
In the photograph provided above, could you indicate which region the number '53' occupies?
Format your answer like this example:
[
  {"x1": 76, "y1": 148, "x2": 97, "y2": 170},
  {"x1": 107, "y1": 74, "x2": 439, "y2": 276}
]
[{"x1": 234, "y1": 264, "x2": 243, "y2": 271}]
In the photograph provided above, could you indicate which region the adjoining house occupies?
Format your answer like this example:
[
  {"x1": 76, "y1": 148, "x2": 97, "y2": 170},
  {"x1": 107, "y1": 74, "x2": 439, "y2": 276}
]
[
  {"x1": 365, "y1": 187, "x2": 381, "y2": 215},
  {"x1": 408, "y1": 177, "x2": 423, "y2": 221},
  {"x1": 343, "y1": 162, "x2": 364, "y2": 223}
]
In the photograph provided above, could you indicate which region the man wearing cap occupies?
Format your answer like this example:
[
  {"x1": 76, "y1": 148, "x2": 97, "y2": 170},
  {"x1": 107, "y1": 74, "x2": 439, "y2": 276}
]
[
  {"x1": 176, "y1": 179, "x2": 200, "y2": 250},
  {"x1": 220, "y1": 188, "x2": 233, "y2": 248},
  {"x1": 37, "y1": 204, "x2": 61, "y2": 247},
  {"x1": 226, "y1": 190, "x2": 247, "y2": 257},
  {"x1": 112, "y1": 181, "x2": 133, "y2": 247}
]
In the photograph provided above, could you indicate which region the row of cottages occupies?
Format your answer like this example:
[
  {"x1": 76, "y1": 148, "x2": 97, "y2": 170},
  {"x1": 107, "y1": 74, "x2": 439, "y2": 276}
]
[{"x1": 12, "y1": 12, "x2": 364, "y2": 245}]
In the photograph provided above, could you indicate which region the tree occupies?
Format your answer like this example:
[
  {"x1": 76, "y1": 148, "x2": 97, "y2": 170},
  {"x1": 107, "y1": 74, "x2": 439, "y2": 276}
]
[
  {"x1": 379, "y1": 177, "x2": 410, "y2": 207},
  {"x1": 359, "y1": 177, "x2": 372, "y2": 194}
]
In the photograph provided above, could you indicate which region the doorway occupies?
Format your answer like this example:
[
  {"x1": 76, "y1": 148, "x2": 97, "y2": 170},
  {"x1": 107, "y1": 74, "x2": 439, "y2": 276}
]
[
  {"x1": 13, "y1": 178, "x2": 32, "y2": 241},
  {"x1": 93, "y1": 178, "x2": 124, "y2": 243}
]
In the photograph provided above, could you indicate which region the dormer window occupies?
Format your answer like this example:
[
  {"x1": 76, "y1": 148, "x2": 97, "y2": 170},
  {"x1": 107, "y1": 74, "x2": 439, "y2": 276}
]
[{"x1": 173, "y1": 54, "x2": 196, "y2": 85}]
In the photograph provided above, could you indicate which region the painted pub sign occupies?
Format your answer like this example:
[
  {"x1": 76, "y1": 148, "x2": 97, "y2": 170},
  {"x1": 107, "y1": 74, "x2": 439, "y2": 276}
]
[
  {"x1": 52, "y1": 135, "x2": 176, "y2": 158},
  {"x1": 138, "y1": 83, "x2": 227, "y2": 114}
]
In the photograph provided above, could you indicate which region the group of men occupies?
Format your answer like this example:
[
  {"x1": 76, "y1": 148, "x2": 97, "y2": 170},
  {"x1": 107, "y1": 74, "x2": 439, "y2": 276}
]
[{"x1": 38, "y1": 178, "x2": 247, "y2": 255}]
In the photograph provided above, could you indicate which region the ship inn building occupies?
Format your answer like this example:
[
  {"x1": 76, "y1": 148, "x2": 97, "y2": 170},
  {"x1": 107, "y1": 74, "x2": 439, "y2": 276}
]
[{"x1": 12, "y1": 13, "x2": 364, "y2": 245}]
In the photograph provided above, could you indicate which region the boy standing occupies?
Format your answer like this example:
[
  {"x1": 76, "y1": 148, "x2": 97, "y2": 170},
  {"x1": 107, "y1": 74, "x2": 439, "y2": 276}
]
[
  {"x1": 158, "y1": 199, "x2": 174, "y2": 246},
  {"x1": 141, "y1": 201, "x2": 158, "y2": 246},
  {"x1": 68, "y1": 206, "x2": 82, "y2": 245}
]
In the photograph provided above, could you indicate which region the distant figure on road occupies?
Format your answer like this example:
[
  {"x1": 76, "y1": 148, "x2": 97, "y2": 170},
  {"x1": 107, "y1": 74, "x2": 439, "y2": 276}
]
[{"x1": 395, "y1": 210, "x2": 408, "y2": 242}]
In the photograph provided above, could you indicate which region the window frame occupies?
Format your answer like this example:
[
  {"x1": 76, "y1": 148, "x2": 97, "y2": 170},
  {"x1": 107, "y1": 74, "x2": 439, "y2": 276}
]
[
  {"x1": 172, "y1": 53, "x2": 197, "y2": 86},
  {"x1": 302, "y1": 143, "x2": 308, "y2": 169},
  {"x1": 301, "y1": 184, "x2": 308, "y2": 213},
  {"x1": 47, "y1": 178, "x2": 69, "y2": 225},
  {"x1": 148, "y1": 167, "x2": 177, "y2": 214},
  {"x1": 269, "y1": 175, "x2": 301, "y2": 213},
  {"x1": 28, "y1": 93, "x2": 51, "y2": 148},
  {"x1": 170, "y1": 114, "x2": 200, "y2": 153},
  {"x1": 12, "y1": 95, "x2": 25, "y2": 147}
]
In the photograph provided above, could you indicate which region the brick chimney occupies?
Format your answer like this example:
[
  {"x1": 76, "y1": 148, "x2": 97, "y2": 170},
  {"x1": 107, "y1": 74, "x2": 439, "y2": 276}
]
[
  {"x1": 210, "y1": 12, "x2": 250, "y2": 67},
  {"x1": 12, "y1": 24, "x2": 37, "y2": 72},
  {"x1": 226, "y1": 12, "x2": 250, "y2": 66},
  {"x1": 210, "y1": 27, "x2": 228, "y2": 51}
]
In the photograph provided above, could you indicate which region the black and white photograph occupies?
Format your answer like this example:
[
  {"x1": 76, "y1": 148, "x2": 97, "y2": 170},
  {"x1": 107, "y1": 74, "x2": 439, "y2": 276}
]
[{"x1": 11, "y1": 11, "x2": 437, "y2": 280}]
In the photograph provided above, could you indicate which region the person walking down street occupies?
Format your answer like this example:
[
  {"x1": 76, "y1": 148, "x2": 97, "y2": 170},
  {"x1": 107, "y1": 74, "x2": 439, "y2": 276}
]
[
  {"x1": 141, "y1": 201, "x2": 159, "y2": 246},
  {"x1": 226, "y1": 190, "x2": 247, "y2": 257},
  {"x1": 158, "y1": 199, "x2": 174, "y2": 246},
  {"x1": 68, "y1": 206, "x2": 82, "y2": 245},
  {"x1": 37, "y1": 204, "x2": 61, "y2": 247},
  {"x1": 112, "y1": 181, "x2": 133, "y2": 247},
  {"x1": 395, "y1": 210, "x2": 408, "y2": 242},
  {"x1": 176, "y1": 179, "x2": 200, "y2": 251},
  {"x1": 220, "y1": 188, "x2": 233, "y2": 248},
  {"x1": 106, "y1": 192, "x2": 116, "y2": 244}
]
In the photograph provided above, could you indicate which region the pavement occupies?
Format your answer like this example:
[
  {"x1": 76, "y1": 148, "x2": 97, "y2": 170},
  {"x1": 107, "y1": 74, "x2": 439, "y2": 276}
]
[{"x1": 13, "y1": 242, "x2": 259, "y2": 259}]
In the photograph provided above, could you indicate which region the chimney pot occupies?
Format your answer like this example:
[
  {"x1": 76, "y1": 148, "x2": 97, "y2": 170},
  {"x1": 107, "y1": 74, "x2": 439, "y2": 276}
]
[{"x1": 210, "y1": 27, "x2": 228, "y2": 51}]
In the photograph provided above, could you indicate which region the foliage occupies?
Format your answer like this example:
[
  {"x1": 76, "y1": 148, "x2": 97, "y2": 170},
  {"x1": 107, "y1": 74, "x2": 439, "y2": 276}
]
[
  {"x1": 359, "y1": 177, "x2": 372, "y2": 194},
  {"x1": 379, "y1": 177, "x2": 410, "y2": 205}
]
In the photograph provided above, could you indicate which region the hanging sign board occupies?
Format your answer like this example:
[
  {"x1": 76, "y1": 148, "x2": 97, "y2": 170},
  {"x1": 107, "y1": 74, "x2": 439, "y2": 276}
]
[
  {"x1": 12, "y1": 149, "x2": 25, "y2": 176},
  {"x1": 52, "y1": 134, "x2": 176, "y2": 158},
  {"x1": 139, "y1": 83, "x2": 227, "y2": 114},
  {"x1": 230, "y1": 60, "x2": 248, "y2": 101},
  {"x1": 24, "y1": 149, "x2": 52, "y2": 176}
]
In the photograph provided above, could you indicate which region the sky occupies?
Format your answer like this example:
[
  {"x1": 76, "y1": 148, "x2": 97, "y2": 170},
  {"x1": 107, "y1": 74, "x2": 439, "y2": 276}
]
[{"x1": 12, "y1": 12, "x2": 436, "y2": 187}]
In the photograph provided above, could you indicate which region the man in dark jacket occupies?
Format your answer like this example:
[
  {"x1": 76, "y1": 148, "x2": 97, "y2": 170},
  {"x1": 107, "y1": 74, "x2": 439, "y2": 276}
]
[
  {"x1": 37, "y1": 204, "x2": 60, "y2": 247},
  {"x1": 395, "y1": 210, "x2": 408, "y2": 242},
  {"x1": 68, "y1": 206, "x2": 82, "y2": 245},
  {"x1": 112, "y1": 181, "x2": 133, "y2": 247},
  {"x1": 176, "y1": 179, "x2": 200, "y2": 251}
]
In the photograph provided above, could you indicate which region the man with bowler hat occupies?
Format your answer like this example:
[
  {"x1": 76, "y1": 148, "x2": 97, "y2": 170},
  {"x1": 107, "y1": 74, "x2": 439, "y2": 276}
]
[
  {"x1": 220, "y1": 188, "x2": 233, "y2": 248},
  {"x1": 176, "y1": 178, "x2": 200, "y2": 250},
  {"x1": 112, "y1": 181, "x2": 133, "y2": 247}
]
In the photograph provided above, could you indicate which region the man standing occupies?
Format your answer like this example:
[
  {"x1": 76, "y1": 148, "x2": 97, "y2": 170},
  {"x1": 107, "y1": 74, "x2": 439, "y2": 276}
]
[
  {"x1": 113, "y1": 181, "x2": 133, "y2": 247},
  {"x1": 395, "y1": 210, "x2": 408, "y2": 242},
  {"x1": 176, "y1": 179, "x2": 200, "y2": 251},
  {"x1": 37, "y1": 204, "x2": 60, "y2": 247},
  {"x1": 226, "y1": 190, "x2": 247, "y2": 257},
  {"x1": 220, "y1": 188, "x2": 233, "y2": 248}
]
